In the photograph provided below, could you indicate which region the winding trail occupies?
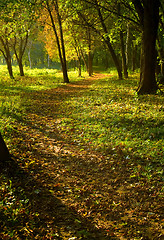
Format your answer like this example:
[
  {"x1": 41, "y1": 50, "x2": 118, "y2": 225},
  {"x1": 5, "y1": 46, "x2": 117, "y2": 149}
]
[{"x1": 9, "y1": 73, "x2": 163, "y2": 239}]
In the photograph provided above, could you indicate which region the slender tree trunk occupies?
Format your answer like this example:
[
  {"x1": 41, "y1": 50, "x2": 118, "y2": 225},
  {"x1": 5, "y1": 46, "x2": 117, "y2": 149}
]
[
  {"x1": 13, "y1": 36, "x2": 28, "y2": 77},
  {"x1": 55, "y1": 0, "x2": 69, "y2": 83},
  {"x1": 120, "y1": 31, "x2": 128, "y2": 78},
  {"x1": 132, "y1": 42, "x2": 137, "y2": 72},
  {"x1": 88, "y1": 29, "x2": 93, "y2": 76},
  {"x1": 0, "y1": 38, "x2": 14, "y2": 79},
  {"x1": 96, "y1": 3, "x2": 122, "y2": 79},
  {"x1": 46, "y1": 0, "x2": 69, "y2": 83},
  {"x1": 0, "y1": 132, "x2": 10, "y2": 162},
  {"x1": 28, "y1": 40, "x2": 32, "y2": 69},
  {"x1": 125, "y1": 23, "x2": 130, "y2": 67},
  {"x1": 104, "y1": 38, "x2": 123, "y2": 79},
  {"x1": 88, "y1": 51, "x2": 93, "y2": 76},
  {"x1": 80, "y1": 49, "x2": 88, "y2": 72},
  {"x1": 157, "y1": 37, "x2": 164, "y2": 82},
  {"x1": 19, "y1": 59, "x2": 24, "y2": 76},
  {"x1": 6, "y1": 56, "x2": 14, "y2": 79},
  {"x1": 77, "y1": 57, "x2": 82, "y2": 77}
]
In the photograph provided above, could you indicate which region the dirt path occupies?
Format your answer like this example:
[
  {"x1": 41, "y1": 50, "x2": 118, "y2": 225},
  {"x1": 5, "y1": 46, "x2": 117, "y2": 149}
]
[{"x1": 9, "y1": 73, "x2": 163, "y2": 239}]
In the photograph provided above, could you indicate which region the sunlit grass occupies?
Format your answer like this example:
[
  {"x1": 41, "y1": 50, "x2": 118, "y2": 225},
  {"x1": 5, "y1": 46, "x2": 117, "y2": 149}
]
[
  {"x1": 0, "y1": 65, "x2": 163, "y2": 168},
  {"x1": 0, "y1": 65, "x2": 88, "y2": 139},
  {"x1": 58, "y1": 75, "x2": 164, "y2": 166},
  {"x1": 0, "y1": 66, "x2": 163, "y2": 239}
]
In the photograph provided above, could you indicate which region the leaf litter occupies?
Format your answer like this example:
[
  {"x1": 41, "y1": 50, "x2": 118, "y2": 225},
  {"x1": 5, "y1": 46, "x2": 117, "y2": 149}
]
[{"x1": 1, "y1": 73, "x2": 164, "y2": 239}]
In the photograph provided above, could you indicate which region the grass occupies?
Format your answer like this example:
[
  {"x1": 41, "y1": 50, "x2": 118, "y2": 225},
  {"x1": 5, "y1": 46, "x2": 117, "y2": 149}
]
[
  {"x1": 58, "y1": 74, "x2": 164, "y2": 163},
  {"x1": 0, "y1": 65, "x2": 87, "y2": 137},
  {"x1": 0, "y1": 66, "x2": 164, "y2": 239}
]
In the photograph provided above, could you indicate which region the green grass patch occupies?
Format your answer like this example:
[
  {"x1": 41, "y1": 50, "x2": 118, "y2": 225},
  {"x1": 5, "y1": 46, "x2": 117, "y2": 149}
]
[{"x1": 58, "y1": 74, "x2": 164, "y2": 166}]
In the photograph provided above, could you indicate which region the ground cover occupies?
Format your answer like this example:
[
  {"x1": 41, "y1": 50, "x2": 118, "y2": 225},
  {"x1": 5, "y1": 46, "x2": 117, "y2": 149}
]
[{"x1": 0, "y1": 68, "x2": 164, "y2": 239}]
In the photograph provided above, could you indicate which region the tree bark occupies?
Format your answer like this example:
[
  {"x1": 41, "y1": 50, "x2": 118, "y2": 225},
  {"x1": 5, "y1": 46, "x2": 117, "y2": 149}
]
[
  {"x1": 157, "y1": 36, "x2": 164, "y2": 82},
  {"x1": 6, "y1": 57, "x2": 14, "y2": 79},
  {"x1": 18, "y1": 59, "x2": 24, "y2": 76},
  {"x1": 88, "y1": 29, "x2": 93, "y2": 76},
  {"x1": 0, "y1": 37, "x2": 14, "y2": 79},
  {"x1": 120, "y1": 31, "x2": 128, "y2": 78},
  {"x1": 132, "y1": 0, "x2": 160, "y2": 94},
  {"x1": 13, "y1": 35, "x2": 28, "y2": 77},
  {"x1": 104, "y1": 38, "x2": 123, "y2": 79},
  {"x1": 96, "y1": 3, "x2": 123, "y2": 79},
  {"x1": 0, "y1": 132, "x2": 10, "y2": 162},
  {"x1": 54, "y1": 0, "x2": 69, "y2": 83},
  {"x1": 77, "y1": 57, "x2": 82, "y2": 77},
  {"x1": 132, "y1": 42, "x2": 137, "y2": 72},
  {"x1": 46, "y1": 0, "x2": 69, "y2": 83}
]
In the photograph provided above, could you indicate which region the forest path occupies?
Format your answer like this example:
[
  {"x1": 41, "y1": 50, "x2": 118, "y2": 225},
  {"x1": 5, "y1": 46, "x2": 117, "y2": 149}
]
[{"x1": 10, "y1": 73, "x2": 163, "y2": 239}]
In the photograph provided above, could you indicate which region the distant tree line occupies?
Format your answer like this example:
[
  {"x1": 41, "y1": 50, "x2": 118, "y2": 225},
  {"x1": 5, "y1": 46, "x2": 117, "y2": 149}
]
[{"x1": 0, "y1": 0, "x2": 163, "y2": 92}]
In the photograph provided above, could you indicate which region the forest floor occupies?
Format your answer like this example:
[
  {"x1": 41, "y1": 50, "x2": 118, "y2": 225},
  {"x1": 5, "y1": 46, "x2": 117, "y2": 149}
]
[{"x1": 0, "y1": 72, "x2": 164, "y2": 239}]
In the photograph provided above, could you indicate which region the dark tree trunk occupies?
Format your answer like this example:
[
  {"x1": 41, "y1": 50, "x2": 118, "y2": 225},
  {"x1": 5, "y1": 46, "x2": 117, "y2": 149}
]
[
  {"x1": 6, "y1": 57, "x2": 14, "y2": 79},
  {"x1": 133, "y1": 0, "x2": 160, "y2": 94},
  {"x1": 0, "y1": 37, "x2": 14, "y2": 79},
  {"x1": 0, "y1": 132, "x2": 10, "y2": 162},
  {"x1": 96, "y1": 3, "x2": 123, "y2": 79},
  {"x1": 88, "y1": 29, "x2": 93, "y2": 76},
  {"x1": 125, "y1": 23, "x2": 130, "y2": 68},
  {"x1": 13, "y1": 36, "x2": 28, "y2": 77},
  {"x1": 132, "y1": 43, "x2": 137, "y2": 72},
  {"x1": 120, "y1": 31, "x2": 128, "y2": 78},
  {"x1": 106, "y1": 39, "x2": 123, "y2": 79},
  {"x1": 88, "y1": 52, "x2": 93, "y2": 76},
  {"x1": 18, "y1": 59, "x2": 24, "y2": 76},
  {"x1": 157, "y1": 36, "x2": 164, "y2": 82},
  {"x1": 77, "y1": 57, "x2": 82, "y2": 77},
  {"x1": 46, "y1": 0, "x2": 69, "y2": 83},
  {"x1": 80, "y1": 49, "x2": 88, "y2": 73}
]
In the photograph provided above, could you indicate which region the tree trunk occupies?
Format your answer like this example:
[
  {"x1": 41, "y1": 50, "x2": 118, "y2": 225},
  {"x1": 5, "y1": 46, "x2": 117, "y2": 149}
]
[
  {"x1": 105, "y1": 38, "x2": 123, "y2": 79},
  {"x1": 0, "y1": 132, "x2": 10, "y2": 162},
  {"x1": 96, "y1": 3, "x2": 123, "y2": 79},
  {"x1": 0, "y1": 38, "x2": 14, "y2": 79},
  {"x1": 125, "y1": 23, "x2": 130, "y2": 67},
  {"x1": 54, "y1": 0, "x2": 69, "y2": 83},
  {"x1": 77, "y1": 57, "x2": 82, "y2": 77},
  {"x1": 18, "y1": 59, "x2": 24, "y2": 76},
  {"x1": 157, "y1": 36, "x2": 164, "y2": 83},
  {"x1": 46, "y1": 0, "x2": 69, "y2": 83},
  {"x1": 88, "y1": 51, "x2": 93, "y2": 76},
  {"x1": 13, "y1": 36, "x2": 28, "y2": 77},
  {"x1": 120, "y1": 31, "x2": 128, "y2": 78},
  {"x1": 80, "y1": 49, "x2": 88, "y2": 72},
  {"x1": 133, "y1": 0, "x2": 160, "y2": 94},
  {"x1": 132, "y1": 42, "x2": 137, "y2": 72},
  {"x1": 88, "y1": 29, "x2": 93, "y2": 76},
  {"x1": 6, "y1": 57, "x2": 14, "y2": 79}
]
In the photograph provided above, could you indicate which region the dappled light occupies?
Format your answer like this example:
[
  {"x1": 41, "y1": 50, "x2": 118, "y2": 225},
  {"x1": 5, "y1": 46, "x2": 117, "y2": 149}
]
[{"x1": 1, "y1": 71, "x2": 163, "y2": 239}]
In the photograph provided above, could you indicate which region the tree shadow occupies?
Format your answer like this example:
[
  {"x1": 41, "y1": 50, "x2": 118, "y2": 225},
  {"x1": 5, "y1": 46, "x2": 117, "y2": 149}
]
[
  {"x1": 1, "y1": 155, "x2": 112, "y2": 239},
  {"x1": 1, "y1": 74, "x2": 163, "y2": 239}
]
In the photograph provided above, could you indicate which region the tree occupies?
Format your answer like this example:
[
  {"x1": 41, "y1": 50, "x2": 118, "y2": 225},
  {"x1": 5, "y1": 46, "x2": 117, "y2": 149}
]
[
  {"x1": 157, "y1": 1, "x2": 164, "y2": 83},
  {"x1": 0, "y1": 15, "x2": 14, "y2": 79},
  {"x1": 131, "y1": 0, "x2": 160, "y2": 94},
  {"x1": 73, "y1": 0, "x2": 123, "y2": 79},
  {"x1": 39, "y1": 0, "x2": 69, "y2": 83},
  {"x1": 0, "y1": 132, "x2": 10, "y2": 162},
  {"x1": 0, "y1": 0, "x2": 36, "y2": 77},
  {"x1": 12, "y1": 1, "x2": 37, "y2": 76}
]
